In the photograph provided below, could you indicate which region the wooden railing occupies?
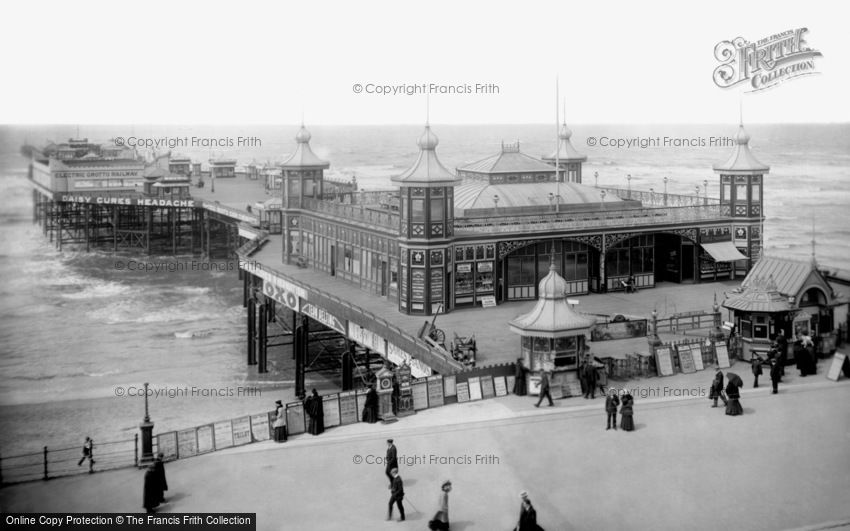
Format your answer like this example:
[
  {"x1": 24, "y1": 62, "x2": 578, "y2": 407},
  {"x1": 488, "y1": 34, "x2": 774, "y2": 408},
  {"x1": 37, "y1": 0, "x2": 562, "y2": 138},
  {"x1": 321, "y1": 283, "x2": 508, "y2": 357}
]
[{"x1": 302, "y1": 198, "x2": 399, "y2": 233}]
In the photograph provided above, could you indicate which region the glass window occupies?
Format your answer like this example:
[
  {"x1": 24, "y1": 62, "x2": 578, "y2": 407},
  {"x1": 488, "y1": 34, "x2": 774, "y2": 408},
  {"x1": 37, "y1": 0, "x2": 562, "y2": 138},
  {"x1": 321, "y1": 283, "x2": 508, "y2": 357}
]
[
  {"x1": 735, "y1": 184, "x2": 748, "y2": 203},
  {"x1": 430, "y1": 197, "x2": 444, "y2": 221},
  {"x1": 411, "y1": 199, "x2": 425, "y2": 221},
  {"x1": 722, "y1": 183, "x2": 731, "y2": 203},
  {"x1": 751, "y1": 184, "x2": 760, "y2": 203}
]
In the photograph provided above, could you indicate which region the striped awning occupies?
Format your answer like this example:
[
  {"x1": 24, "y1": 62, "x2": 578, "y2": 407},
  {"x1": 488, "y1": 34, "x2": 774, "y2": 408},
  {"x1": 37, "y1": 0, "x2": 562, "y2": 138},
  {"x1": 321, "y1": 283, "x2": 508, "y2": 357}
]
[{"x1": 702, "y1": 242, "x2": 748, "y2": 262}]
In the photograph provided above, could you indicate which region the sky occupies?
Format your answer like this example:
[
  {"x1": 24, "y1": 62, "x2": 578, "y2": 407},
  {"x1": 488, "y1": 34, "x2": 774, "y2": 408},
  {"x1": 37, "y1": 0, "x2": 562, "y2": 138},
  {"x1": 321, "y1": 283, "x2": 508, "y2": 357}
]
[{"x1": 0, "y1": 0, "x2": 846, "y2": 125}]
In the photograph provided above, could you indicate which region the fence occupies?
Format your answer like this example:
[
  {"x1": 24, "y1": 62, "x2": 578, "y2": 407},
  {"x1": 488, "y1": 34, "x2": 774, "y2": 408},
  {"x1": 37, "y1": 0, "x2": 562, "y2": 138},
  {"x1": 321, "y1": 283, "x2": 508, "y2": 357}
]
[
  {"x1": 654, "y1": 312, "x2": 717, "y2": 334},
  {"x1": 1, "y1": 436, "x2": 139, "y2": 485},
  {"x1": 151, "y1": 363, "x2": 518, "y2": 463}
]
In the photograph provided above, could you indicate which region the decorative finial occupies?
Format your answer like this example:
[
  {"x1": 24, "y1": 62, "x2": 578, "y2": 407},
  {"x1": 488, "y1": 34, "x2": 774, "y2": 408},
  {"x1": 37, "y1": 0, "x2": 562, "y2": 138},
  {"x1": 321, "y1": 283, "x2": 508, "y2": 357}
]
[
  {"x1": 738, "y1": 93, "x2": 743, "y2": 127},
  {"x1": 550, "y1": 241, "x2": 557, "y2": 271},
  {"x1": 426, "y1": 94, "x2": 430, "y2": 126},
  {"x1": 811, "y1": 216, "x2": 818, "y2": 267}
]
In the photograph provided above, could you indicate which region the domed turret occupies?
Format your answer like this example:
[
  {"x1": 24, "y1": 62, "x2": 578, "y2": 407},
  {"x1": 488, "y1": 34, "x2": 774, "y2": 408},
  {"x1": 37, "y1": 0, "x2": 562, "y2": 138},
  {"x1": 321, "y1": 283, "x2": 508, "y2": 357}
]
[
  {"x1": 538, "y1": 261, "x2": 568, "y2": 299},
  {"x1": 295, "y1": 125, "x2": 312, "y2": 144},
  {"x1": 734, "y1": 124, "x2": 750, "y2": 145},
  {"x1": 417, "y1": 125, "x2": 439, "y2": 150}
]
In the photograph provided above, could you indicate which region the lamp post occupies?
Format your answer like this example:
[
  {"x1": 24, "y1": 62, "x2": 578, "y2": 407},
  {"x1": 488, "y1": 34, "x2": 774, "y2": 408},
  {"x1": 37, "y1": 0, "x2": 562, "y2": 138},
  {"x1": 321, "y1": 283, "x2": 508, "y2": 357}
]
[
  {"x1": 703, "y1": 179, "x2": 709, "y2": 206},
  {"x1": 627, "y1": 174, "x2": 632, "y2": 199},
  {"x1": 600, "y1": 189, "x2": 607, "y2": 213},
  {"x1": 594, "y1": 171, "x2": 598, "y2": 188},
  {"x1": 493, "y1": 194, "x2": 499, "y2": 210},
  {"x1": 649, "y1": 187, "x2": 655, "y2": 205},
  {"x1": 139, "y1": 382, "x2": 154, "y2": 466},
  {"x1": 695, "y1": 186, "x2": 701, "y2": 205},
  {"x1": 663, "y1": 176, "x2": 668, "y2": 205}
]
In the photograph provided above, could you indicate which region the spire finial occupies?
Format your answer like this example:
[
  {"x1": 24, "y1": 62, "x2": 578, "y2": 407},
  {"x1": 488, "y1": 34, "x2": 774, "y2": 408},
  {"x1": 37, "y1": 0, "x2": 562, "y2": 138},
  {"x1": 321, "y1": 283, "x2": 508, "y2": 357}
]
[
  {"x1": 550, "y1": 241, "x2": 557, "y2": 271},
  {"x1": 426, "y1": 94, "x2": 430, "y2": 126},
  {"x1": 738, "y1": 94, "x2": 743, "y2": 127}
]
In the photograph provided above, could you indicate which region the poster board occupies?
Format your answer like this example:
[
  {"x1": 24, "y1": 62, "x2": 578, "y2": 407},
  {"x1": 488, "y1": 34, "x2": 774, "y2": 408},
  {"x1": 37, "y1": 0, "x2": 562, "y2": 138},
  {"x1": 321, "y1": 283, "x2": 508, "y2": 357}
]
[
  {"x1": 156, "y1": 432, "x2": 178, "y2": 461},
  {"x1": 480, "y1": 375, "x2": 496, "y2": 399},
  {"x1": 563, "y1": 372, "x2": 582, "y2": 397},
  {"x1": 231, "y1": 416, "x2": 252, "y2": 446},
  {"x1": 177, "y1": 429, "x2": 197, "y2": 458},
  {"x1": 339, "y1": 391, "x2": 359, "y2": 425},
  {"x1": 506, "y1": 375, "x2": 516, "y2": 394},
  {"x1": 355, "y1": 389, "x2": 369, "y2": 420},
  {"x1": 444, "y1": 375, "x2": 457, "y2": 397},
  {"x1": 715, "y1": 342, "x2": 731, "y2": 369},
  {"x1": 468, "y1": 377, "x2": 483, "y2": 400},
  {"x1": 213, "y1": 420, "x2": 234, "y2": 450},
  {"x1": 549, "y1": 384, "x2": 564, "y2": 400},
  {"x1": 678, "y1": 345, "x2": 696, "y2": 374},
  {"x1": 655, "y1": 347, "x2": 674, "y2": 376},
  {"x1": 691, "y1": 343, "x2": 705, "y2": 371},
  {"x1": 286, "y1": 402, "x2": 306, "y2": 435},
  {"x1": 196, "y1": 425, "x2": 214, "y2": 454},
  {"x1": 250, "y1": 413, "x2": 271, "y2": 441},
  {"x1": 527, "y1": 374, "x2": 542, "y2": 395},
  {"x1": 494, "y1": 376, "x2": 508, "y2": 397},
  {"x1": 456, "y1": 381, "x2": 470, "y2": 403},
  {"x1": 413, "y1": 380, "x2": 429, "y2": 410},
  {"x1": 323, "y1": 394, "x2": 341, "y2": 428},
  {"x1": 826, "y1": 353, "x2": 846, "y2": 382},
  {"x1": 427, "y1": 376, "x2": 444, "y2": 407}
]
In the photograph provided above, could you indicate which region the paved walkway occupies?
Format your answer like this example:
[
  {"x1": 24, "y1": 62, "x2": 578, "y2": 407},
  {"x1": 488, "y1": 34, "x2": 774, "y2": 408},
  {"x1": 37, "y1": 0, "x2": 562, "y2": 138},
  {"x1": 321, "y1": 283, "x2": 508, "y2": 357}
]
[{"x1": 3, "y1": 373, "x2": 848, "y2": 531}]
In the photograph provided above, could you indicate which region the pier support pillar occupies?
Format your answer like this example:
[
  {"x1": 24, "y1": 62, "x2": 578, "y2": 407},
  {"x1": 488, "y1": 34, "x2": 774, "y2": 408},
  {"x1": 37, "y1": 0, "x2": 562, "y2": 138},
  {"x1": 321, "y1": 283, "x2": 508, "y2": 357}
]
[
  {"x1": 247, "y1": 298, "x2": 257, "y2": 366},
  {"x1": 258, "y1": 301, "x2": 268, "y2": 373},
  {"x1": 242, "y1": 272, "x2": 249, "y2": 308},
  {"x1": 294, "y1": 314, "x2": 307, "y2": 399}
]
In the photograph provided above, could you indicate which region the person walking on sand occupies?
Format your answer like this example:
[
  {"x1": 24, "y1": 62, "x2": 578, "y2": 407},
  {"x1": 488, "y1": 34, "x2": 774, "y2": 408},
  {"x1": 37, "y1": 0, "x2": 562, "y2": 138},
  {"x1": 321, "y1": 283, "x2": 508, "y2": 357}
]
[
  {"x1": 77, "y1": 437, "x2": 95, "y2": 471},
  {"x1": 709, "y1": 368, "x2": 727, "y2": 408},
  {"x1": 605, "y1": 388, "x2": 620, "y2": 430},
  {"x1": 272, "y1": 400, "x2": 287, "y2": 442},
  {"x1": 535, "y1": 371, "x2": 553, "y2": 408},
  {"x1": 387, "y1": 468, "x2": 405, "y2": 522},
  {"x1": 385, "y1": 439, "x2": 399, "y2": 487},
  {"x1": 428, "y1": 480, "x2": 452, "y2": 530}
]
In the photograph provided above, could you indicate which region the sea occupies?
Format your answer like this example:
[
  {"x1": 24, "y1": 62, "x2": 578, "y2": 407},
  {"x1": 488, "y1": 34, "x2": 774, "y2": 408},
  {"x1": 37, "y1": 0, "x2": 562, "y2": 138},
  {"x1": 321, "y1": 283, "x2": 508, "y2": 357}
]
[{"x1": 0, "y1": 123, "x2": 848, "y2": 456}]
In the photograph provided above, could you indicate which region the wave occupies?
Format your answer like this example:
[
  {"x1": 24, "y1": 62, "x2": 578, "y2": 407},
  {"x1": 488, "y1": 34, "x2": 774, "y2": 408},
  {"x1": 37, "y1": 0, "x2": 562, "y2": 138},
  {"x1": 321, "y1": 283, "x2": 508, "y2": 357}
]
[
  {"x1": 174, "y1": 329, "x2": 215, "y2": 339},
  {"x1": 60, "y1": 281, "x2": 131, "y2": 300}
]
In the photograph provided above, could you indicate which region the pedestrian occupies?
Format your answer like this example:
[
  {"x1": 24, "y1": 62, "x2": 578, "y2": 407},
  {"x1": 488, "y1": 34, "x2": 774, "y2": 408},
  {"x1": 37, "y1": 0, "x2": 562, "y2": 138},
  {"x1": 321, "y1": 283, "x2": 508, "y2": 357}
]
[
  {"x1": 515, "y1": 491, "x2": 542, "y2": 531},
  {"x1": 725, "y1": 379, "x2": 743, "y2": 416},
  {"x1": 513, "y1": 358, "x2": 527, "y2": 396},
  {"x1": 77, "y1": 436, "x2": 95, "y2": 471},
  {"x1": 534, "y1": 371, "x2": 553, "y2": 408},
  {"x1": 303, "y1": 388, "x2": 324, "y2": 436},
  {"x1": 605, "y1": 388, "x2": 620, "y2": 430},
  {"x1": 769, "y1": 358, "x2": 781, "y2": 394},
  {"x1": 620, "y1": 392, "x2": 635, "y2": 431},
  {"x1": 362, "y1": 384, "x2": 379, "y2": 423},
  {"x1": 387, "y1": 468, "x2": 405, "y2": 522},
  {"x1": 153, "y1": 452, "x2": 168, "y2": 504},
  {"x1": 143, "y1": 464, "x2": 159, "y2": 514},
  {"x1": 709, "y1": 368, "x2": 728, "y2": 408},
  {"x1": 583, "y1": 358, "x2": 598, "y2": 399},
  {"x1": 385, "y1": 439, "x2": 398, "y2": 487},
  {"x1": 775, "y1": 330, "x2": 788, "y2": 378},
  {"x1": 272, "y1": 400, "x2": 287, "y2": 442},
  {"x1": 751, "y1": 354, "x2": 763, "y2": 388},
  {"x1": 428, "y1": 480, "x2": 452, "y2": 531}
]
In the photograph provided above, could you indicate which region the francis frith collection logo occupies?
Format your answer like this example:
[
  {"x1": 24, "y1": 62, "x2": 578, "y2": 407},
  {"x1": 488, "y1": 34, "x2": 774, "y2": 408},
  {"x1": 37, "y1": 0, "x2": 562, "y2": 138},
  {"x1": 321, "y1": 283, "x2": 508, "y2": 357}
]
[{"x1": 713, "y1": 28, "x2": 822, "y2": 92}]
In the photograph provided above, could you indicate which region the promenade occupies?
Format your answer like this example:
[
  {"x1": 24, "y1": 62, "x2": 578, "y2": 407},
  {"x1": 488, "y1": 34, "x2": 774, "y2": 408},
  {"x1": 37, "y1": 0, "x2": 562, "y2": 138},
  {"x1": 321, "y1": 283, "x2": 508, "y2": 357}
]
[{"x1": 3, "y1": 359, "x2": 849, "y2": 531}]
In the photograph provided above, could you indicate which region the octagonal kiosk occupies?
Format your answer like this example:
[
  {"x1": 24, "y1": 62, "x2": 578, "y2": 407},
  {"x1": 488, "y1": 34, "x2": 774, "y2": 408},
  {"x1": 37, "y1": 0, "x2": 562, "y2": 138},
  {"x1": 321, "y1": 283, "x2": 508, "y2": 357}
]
[{"x1": 509, "y1": 258, "x2": 596, "y2": 397}]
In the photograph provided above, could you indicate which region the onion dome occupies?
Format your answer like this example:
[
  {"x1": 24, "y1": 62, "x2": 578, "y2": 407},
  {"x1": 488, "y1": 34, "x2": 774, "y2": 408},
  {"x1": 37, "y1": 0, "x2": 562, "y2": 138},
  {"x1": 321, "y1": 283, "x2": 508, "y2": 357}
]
[
  {"x1": 538, "y1": 260, "x2": 568, "y2": 300},
  {"x1": 391, "y1": 125, "x2": 460, "y2": 186},
  {"x1": 281, "y1": 124, "x2": 329, "y2": 169},
  {"x1": 713, "y1": 124, "x2": 769, "y2": 173},
  {"x1": 543, "y1": 122, "x2": 587, "y2": 163}
]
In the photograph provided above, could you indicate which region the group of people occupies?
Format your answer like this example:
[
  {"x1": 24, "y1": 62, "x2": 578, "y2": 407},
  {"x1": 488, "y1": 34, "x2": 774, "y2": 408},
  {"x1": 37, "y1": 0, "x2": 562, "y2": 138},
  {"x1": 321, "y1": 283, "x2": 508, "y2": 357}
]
[
  {"x1": 709, "y1": 368, "x2": 743, "y2": 415},
  {"x1": 142, "y1": 453, "x2": 168, "y2": 513},
  {"x1": 604, "y1": 389, "x2": 635, "y2": 431}
]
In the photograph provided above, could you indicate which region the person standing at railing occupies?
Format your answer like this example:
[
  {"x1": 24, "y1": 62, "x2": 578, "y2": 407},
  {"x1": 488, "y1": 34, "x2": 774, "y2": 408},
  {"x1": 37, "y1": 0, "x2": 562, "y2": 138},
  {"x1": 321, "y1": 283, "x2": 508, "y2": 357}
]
[
  {"x1": 143, "y1": 464, "x2": 160, "y2": 513},
  {"x1": 304, "y1": 389, "x2": 324, "y2": 436},
  {"x1": 273, "y1": 400, "x2": 287, "y2": 442},
  {"x1": 154, "y1": 453, "x2": 168, "y2": 504},
  {"x1": 77, "y1": 436, "x2": 95, "y2": 472}
]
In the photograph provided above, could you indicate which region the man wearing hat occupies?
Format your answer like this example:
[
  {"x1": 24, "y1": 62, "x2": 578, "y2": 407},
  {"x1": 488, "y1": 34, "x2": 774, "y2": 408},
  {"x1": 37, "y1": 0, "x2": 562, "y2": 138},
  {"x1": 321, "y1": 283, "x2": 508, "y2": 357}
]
[
  {"x1": 516, "y1": 490, "x2": 541, "y2": 531},
  {"x1": 387, "y1": 468, "x2": 405, "y2": 522},
  {"x1": 385, "y1": 439, "x2": 399, "y2": 487}
]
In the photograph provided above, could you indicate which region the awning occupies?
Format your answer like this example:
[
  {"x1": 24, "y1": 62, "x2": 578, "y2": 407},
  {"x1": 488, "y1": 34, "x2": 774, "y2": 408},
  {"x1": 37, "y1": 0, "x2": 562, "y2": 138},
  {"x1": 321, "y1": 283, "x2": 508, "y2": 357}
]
[{"x1": 701, "y1": 242, "x2": 748, "y2": 262}]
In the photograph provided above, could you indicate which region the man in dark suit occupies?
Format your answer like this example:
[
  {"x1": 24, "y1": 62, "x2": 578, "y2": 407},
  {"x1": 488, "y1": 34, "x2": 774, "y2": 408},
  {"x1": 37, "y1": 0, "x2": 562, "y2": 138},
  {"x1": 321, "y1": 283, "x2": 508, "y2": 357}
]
[
  {"x1": 770, "y1": 358, "x2": 782, "y2": 394},
  {"x1": 605, "y1": 388, "x2": 620, "y2": 430},
  {"x1": 385, "y1": 439, "x2": 398, "y2": 487},
  {"x1": 534, "y1": 371, "x2": 553, "y2": 407},
  {"x1": 387, "y1": 468, "x2": 405, "y2": 521},
  {"x1": 774, "y1": 330, "x2": 788, "y2": 379},
  {"x1": 583, "y1": 359, "x2": 598, "y2": 399}
]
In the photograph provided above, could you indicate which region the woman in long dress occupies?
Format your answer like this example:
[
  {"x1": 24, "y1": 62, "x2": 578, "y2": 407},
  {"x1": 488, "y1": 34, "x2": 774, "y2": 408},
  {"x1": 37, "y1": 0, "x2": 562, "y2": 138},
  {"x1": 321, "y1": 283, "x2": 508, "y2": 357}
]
[
  {"x1": 362, "y1": 384, "x2": 379, "y2": 423},
  {"x1": 272, "y1": 400, "x2": 287, "y2": 442},
  {"x1": 304, "y1": 389, "x2": 324, "y2": 435},
  {"x1": 428, "y1": 480, "x2": 451, "y2": 530},
  {"x1": 620, "y1": 392, "x2": 635, "y2": 431},
  {"x1": 725, "y1": 380, "x2": 743, "y2": 416}
]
